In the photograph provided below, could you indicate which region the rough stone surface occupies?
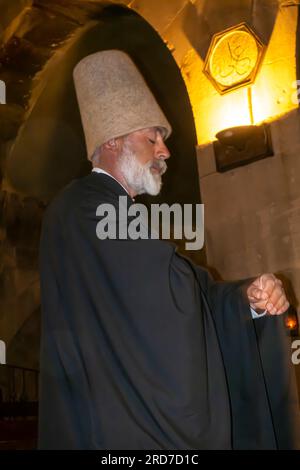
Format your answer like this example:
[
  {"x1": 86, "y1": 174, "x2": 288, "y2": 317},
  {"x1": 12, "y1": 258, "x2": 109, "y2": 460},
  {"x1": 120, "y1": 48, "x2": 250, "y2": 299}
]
[
  {"x1": 197, "y1": 108, "x2": 300, "y2": 386},
  {"x1": 0, "y1": 0, "x2": 299, "y2": 394},
  {"x1": 0, "y1": 190, "x2": 43, "y2": 367},
  {"x1": 130, "y1": 0, "x2": 188, "y2": 34}
]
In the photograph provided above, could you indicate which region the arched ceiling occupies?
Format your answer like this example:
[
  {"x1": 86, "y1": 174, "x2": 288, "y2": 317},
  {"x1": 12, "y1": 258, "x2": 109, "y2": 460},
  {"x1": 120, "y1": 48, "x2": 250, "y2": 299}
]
[
  {"x1": 0, "y1": 0, "x2": 297, "y2": 201},
  {"x1": 0, "y1": 1, "x2": 201, "y2": 204}
]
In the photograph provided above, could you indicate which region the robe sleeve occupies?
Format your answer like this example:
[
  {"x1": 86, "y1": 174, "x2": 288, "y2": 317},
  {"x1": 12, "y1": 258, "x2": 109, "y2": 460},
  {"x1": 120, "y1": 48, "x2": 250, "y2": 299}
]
[{"x1": 175, "y1": 253, "x2": 300, "y2": 449}]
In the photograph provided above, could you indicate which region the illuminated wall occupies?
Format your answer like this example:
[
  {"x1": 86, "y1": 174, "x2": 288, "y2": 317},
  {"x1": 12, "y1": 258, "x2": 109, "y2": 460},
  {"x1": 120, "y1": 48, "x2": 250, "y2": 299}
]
[{"x1": 180, "y1": 6, "x2": 298, "y2": 145}]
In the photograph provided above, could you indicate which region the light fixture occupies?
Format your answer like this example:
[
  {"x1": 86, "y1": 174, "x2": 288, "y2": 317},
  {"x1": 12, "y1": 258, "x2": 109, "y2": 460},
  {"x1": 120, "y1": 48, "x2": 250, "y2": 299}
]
[
  {"x1": 213, "y1": 124, "x2": 273, "y2": 172},
  {"x1": 284, "y1": 306, "x2": 299, "y2": 337}
]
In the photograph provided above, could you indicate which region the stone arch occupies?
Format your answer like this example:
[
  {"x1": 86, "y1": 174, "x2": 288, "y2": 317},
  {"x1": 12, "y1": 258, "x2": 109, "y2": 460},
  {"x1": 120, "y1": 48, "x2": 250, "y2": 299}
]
[{"x1": 3, "y1": 2, "x2": 200, "y2": 205}]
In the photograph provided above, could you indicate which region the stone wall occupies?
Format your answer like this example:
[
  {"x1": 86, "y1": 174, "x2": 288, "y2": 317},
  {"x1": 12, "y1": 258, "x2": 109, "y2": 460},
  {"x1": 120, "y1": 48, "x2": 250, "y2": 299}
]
[
  {"x1": 0, "y1": 188, "x2": 43, "y2": 368},
  {"x1": 0, "y1": 0, "x2": 299, "y2": 377}
]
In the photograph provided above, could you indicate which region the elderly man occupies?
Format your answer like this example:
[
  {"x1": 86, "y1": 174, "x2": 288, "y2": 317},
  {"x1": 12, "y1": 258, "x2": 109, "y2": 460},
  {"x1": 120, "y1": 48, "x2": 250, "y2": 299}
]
[{"x1": 38, "y1": 50, "x2": 299, "y2": 450}]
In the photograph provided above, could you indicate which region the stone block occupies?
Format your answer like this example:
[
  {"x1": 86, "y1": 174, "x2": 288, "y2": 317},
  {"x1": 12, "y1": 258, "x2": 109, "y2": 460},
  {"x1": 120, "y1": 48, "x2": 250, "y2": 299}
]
[
  {"x1": 196, "y1": 142, "x2": 216, "y2": 178},
  {"x1": 0, "y1": 0, "x2": 31, "y2": 40},
  {"x1": 131, "y1": 0, "x2": 188, "y2": 34}
]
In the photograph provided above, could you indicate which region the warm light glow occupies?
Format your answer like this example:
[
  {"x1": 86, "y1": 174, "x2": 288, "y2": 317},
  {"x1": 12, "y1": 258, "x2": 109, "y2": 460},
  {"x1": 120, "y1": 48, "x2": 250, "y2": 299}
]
[
  {"x1": 285, "y1": 318, "x2": 298, "y2": 330},
  {"x1": 181, "y1": 8, "x2": 298, "y2": 145},
  {"x1": 212, "y1": 87, "x2": 252, "y2": 131}
]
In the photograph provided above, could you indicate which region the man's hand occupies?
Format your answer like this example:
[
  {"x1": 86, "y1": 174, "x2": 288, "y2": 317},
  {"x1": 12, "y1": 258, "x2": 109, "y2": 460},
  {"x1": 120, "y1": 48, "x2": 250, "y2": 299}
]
[{"x1": 247, "y1": 273, "x2": 289, "y2": 315}]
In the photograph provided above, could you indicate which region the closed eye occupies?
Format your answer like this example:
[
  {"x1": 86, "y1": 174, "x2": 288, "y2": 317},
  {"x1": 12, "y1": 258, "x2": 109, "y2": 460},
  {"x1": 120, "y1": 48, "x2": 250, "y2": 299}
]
[{"x1": 148, "y1": 138, "x2": 155, "y2": 144}]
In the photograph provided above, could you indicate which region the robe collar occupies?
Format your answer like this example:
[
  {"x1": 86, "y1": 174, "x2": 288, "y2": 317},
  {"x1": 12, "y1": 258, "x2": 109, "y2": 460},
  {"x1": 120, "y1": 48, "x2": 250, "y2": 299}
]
[{"x1": 86, "y1": 171, "x2": 136, "y2": 203}]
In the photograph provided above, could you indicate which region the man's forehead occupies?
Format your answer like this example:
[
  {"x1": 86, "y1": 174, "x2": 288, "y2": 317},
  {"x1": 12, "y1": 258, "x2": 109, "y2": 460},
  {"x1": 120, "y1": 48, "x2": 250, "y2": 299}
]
[{"x1": 131, "y1": 127, "x2": 163, "y2": 137}]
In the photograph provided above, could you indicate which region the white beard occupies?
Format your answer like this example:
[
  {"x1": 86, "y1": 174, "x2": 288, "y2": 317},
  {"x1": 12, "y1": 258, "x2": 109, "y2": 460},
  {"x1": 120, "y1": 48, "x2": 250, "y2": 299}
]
[{"x1": 119, "y1": 141, "x2": 167, "y2": 196}]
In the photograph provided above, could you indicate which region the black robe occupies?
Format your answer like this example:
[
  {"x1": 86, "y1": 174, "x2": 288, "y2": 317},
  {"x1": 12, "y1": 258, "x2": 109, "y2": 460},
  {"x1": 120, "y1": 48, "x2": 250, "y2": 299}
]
[{"x1": 38, "y1": 172, "x2": 300, "y2": 450}]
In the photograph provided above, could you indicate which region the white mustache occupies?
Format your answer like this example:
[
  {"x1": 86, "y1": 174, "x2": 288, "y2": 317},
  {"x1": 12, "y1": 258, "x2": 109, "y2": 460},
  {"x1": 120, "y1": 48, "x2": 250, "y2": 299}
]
[{"x1": 148, "y1": 160, "x2": 167, "y2": 175}]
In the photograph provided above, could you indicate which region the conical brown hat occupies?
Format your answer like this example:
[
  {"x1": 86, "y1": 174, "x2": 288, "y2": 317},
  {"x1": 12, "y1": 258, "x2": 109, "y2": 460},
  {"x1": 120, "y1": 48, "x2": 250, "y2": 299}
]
[{"x1": 73, "y1": 50, "x2": 172, "y2": 161}]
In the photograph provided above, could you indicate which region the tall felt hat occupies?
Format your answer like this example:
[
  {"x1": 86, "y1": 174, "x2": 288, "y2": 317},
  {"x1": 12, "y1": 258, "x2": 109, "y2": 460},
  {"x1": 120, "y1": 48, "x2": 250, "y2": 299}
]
[{"x1": 73, "y1": 50, "x2": 172, "y2": 161}]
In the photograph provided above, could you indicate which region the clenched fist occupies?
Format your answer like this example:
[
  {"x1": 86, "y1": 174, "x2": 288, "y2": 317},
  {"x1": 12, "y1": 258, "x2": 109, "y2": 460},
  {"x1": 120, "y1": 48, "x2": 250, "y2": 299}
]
[{"x1": 247, "y1": 273, "x2": 289, "y2": 315}]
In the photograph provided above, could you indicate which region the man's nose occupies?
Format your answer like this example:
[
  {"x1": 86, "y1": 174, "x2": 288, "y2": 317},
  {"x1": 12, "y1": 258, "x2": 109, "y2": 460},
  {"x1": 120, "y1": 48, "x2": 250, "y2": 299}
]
[{"x1": 156, "y1": 142, "x2": 170, "y2": 160}]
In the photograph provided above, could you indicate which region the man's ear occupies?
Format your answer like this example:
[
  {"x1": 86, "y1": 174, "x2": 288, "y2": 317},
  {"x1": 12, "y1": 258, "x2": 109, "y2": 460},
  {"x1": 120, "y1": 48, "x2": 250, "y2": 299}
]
[{"x1": 103, "y1": 138, "x2": 121, "y2": 154}]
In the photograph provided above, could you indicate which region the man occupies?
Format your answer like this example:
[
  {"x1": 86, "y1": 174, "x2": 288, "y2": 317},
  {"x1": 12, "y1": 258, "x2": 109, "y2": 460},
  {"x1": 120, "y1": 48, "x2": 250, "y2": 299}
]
[{"x1": 38, "y1": 50, "x2": 300, "y2": 450}]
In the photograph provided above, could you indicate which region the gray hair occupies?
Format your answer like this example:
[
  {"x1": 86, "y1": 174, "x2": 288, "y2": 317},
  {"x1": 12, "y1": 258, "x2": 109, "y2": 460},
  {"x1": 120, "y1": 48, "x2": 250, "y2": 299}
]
[
  {"x1": 90, "y1": 145, "x2": 103, "y2": 164},
  {"x1": 91, "y1": 138, "x2": 120, "y2": 164}
]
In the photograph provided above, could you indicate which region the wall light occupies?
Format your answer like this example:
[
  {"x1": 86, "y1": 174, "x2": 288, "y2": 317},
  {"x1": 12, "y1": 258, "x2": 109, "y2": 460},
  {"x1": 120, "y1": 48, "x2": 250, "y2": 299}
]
[
  {"x1": 213, "y1": 124, "x2": 273, "y2": 172},
  {"x1": 284, "y1": 306, "x2": 299, "y2": 337}
]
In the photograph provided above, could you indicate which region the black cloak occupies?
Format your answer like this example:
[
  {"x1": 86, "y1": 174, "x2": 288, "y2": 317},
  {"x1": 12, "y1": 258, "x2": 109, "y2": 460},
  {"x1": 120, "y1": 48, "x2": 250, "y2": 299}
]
[{"x1": 38, "y1": 172, "x2": 300, "y2": 450}]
